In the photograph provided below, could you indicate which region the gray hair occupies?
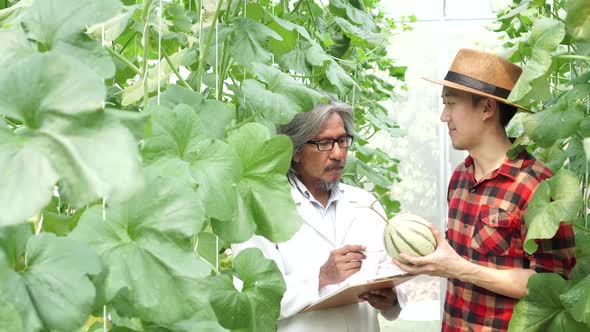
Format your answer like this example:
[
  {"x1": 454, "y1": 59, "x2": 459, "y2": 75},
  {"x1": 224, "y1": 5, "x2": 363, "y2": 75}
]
[{"x1": 278, "y1": 100, "x2": 354, "y2": 179}]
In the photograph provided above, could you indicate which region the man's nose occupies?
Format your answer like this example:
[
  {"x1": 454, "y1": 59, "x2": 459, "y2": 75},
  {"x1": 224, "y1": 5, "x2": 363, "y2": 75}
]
[
  {"x1": 329, "y1": 143, "x2": 347, "y2": 160},
  {"x1": 440, "y1": 108, "x2": 450, "y2": 122}
]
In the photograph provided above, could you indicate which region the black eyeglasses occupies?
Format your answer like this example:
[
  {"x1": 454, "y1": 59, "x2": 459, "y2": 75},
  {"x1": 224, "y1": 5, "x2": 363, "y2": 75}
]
[{"x1": 305, "y1": 135, "x2": 354, "y2": 151}]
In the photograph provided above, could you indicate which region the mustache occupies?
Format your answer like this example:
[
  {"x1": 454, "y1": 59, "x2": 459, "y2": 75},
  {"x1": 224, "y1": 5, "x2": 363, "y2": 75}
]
[{"x1": 325, "y1": 162, "x2": 345, "y2": 171}]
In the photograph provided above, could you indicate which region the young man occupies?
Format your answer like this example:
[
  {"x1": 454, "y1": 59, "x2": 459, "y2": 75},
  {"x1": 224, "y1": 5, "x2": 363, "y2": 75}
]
[
  {"x1": 233, "y1": 100, "x2": 407, "y2": 331},
  {"x1": 395, "y1": 49, "x2": 576, "y2": 331}
]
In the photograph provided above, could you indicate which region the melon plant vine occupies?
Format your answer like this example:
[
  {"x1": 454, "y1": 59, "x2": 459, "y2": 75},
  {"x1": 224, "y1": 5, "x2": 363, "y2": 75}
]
[
  {"x1": 494, "y1": 0, "x2": 590, "y2": 330},
  {"x1": 0, "y1": 0, "x2": 408, "y2": 331}
]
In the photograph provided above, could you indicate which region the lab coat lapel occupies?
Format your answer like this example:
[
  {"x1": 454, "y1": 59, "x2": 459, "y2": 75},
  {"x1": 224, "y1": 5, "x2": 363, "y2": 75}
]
[
  {"x1": 291, "y1": 185, "x2": 336, "y2": 247},
  {"x1": 335, "y1": 193, "x2": 358, "y2": 247}
]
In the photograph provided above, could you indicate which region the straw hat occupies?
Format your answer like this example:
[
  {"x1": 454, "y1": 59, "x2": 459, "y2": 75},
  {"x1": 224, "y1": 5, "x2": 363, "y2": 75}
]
[{"x1": 424, "y1": 48, "x2": 527, "y2": 111}]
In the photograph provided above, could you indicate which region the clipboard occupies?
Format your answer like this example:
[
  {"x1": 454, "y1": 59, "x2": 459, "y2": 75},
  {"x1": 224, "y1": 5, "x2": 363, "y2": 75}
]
[{"x1": 301, "y1": 273, "x2": 415, "y2": 312}]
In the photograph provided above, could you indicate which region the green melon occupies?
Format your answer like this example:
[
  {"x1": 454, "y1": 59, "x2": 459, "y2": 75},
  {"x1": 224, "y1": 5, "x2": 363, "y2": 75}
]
[{"x1": 384, "y1": 213, "x2": 436, "y2": 264}]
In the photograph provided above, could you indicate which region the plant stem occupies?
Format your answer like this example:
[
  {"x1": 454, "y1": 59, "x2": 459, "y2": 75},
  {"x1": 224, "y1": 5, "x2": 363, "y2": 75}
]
[
  {"x1": 142, "y1": 0, "x2": 154, "y2": 110},
  {"x1": 148, "y1": 29, "x2": 193, "y2": 89},
  {"x1": 105, "y1": 46, "x2": 142, "y2": 76},
  {"x1": 555, "y1": 55, "x2": 590, "y2": 63},
  {"x1": 194, "y1": 0, "x2": 225, "y2": 90}
]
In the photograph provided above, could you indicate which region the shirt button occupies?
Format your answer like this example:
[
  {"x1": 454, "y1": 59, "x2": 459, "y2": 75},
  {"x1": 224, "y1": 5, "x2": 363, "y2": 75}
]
[
  {"x1": 463, "y1": 224, "x2": 468, "y2": 229},
  {"x1": 470, "y1": 188, "x2": 476, "y2": 193}
]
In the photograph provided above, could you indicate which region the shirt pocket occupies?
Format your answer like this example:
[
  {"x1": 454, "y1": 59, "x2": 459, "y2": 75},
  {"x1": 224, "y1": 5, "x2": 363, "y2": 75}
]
[{"x1": 471, "y1": 205, "x2": 518, "y2": 256}]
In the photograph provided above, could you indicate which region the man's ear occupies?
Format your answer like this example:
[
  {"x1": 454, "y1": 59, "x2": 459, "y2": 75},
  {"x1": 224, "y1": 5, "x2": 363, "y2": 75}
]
[
  {"x1": 293, "y1": 150, "x2": 302, "y2": 163},
  {"x1": 482, "y1": 98, "x2": 498, "y2": 122}
]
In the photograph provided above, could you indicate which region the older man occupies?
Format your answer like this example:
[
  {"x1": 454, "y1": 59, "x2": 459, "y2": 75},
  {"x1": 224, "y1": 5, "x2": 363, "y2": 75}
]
[{"x1": 233, "y1": 100, "x2": 407, "y2": 331}]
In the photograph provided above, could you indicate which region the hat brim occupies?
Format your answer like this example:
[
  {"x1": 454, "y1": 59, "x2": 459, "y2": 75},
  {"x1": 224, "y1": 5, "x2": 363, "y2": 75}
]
[{"x1": 422, "y1": 77, "x2": 529, "y2": 111}]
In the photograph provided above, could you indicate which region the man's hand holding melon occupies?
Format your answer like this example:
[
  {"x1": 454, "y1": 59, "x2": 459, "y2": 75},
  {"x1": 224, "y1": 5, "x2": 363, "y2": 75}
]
[{"x1": 384, "y1": 213, "x2": 467, "y2": 280}]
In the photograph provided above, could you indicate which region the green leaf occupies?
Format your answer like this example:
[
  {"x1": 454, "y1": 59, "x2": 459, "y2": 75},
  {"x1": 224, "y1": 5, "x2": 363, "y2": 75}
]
[
  {"x1": 0, "y1": 224, "x2": 32, "y2": 270},
  {"x1": 151, "y1": 84, "x2": 203, "y2": 110},
  {"x1": 573, "y1": 222, "x2": 590, "y2": 258},
  {"x1": 329, "y1": 0, "x2": 378, "y2": 31},
  {"x1": 228, "y1": 17, "x2": 282, "y2": 66},
  {"x1": 533, "y1": 143, "x2": 567, "y2": 173},
  {"x1": 53, "y1": 33, "x2": 116, "y2": 79},
  {"x1": 22, "y1": 0, "x2": 123, "y2": 49},
  {"x1": 241, "y1": 79, "x2": 300, "y2": 125},
  {"x1": 333, "y1": 16, "x2": 385, "y2": 48},
  {"x1": 0, "y1": 233, "x2": 101, "y2": 332},
  {"x1": 87, "y1": 5, "x2": 138, "y2": 43},
  {"x1": 40, "y1": 113, "x2": 144, "y2": 209},
  {"x1": 0, "y1": 29, "x2": 35, "y2": 66},
  {"x1": 0, "y1": 128, "x2": 58, "y2": 226},
  {"x1": 143, "y1": 104, "x2": 209, "y2": 163},
  {"x1": 561, "y1": 273, "x2": 590, "y2": 324},
  {"x1": 70, "y1": 174, "x2": 210, "y2": 325},
  {"x1": 566, "y1": 0, "x2": 590, "y2": 42},
  {"x1": 508, "y1": 273, "x2": 588, "y2": 332},
  {"x1": 150, "y1": 85, "x2": 234, "y2": 139},
  {"x1": 212, "y1": 123, "x2": 303, "y2": 243},
  {"x1": 524, "y1": 169, "x2": 583, "y2": 254},
  {"x1": 207, "y1": 248, "x2": 286, "y2": 332},
  {"x1": 187, "y1": 139, "x2": 241, "y2": 222},
  {"x1": 250, "y1": 62, "x2": 328, "y2": 114},
  {"x1": 0, "y1": 52, "x2": 105, "y2": 128},
  {"x1": 326, "y1": 61, "x2": 357, "y2": 95},
  {"x1": 523, "y1": 107, "x2": 584, "y2": 148},
  {"x1": 0, "y1": 299, "x2": 24, "y2": 332},
  {"x1": 508, "y1": 18, "x2": 565, "y2": 105}
]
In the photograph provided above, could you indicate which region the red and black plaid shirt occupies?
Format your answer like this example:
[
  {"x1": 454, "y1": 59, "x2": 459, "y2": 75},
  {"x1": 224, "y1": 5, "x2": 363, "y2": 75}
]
[{"x1": 442, "y1": 152, "x2": 576, "y2": 332}]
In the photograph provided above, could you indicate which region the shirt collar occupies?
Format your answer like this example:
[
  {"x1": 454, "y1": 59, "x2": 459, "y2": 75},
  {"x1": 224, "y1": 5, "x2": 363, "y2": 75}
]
[
  {"x1": 463, "y1": 152, "x2": 524, "y2": 181},
  {"x1": 289, "y1": 175, "x2": 344, "y2": 206}
]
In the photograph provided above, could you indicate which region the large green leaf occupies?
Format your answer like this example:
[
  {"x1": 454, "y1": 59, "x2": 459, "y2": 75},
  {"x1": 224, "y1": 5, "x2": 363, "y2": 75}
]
[
  {"x1": 207, "y1": 248, "x2": 286, "y2": 332},
  {"x1": 54, "y1": 33, "x2": 116, "y2": 79},
  {"x1": 142, "y1": 104, "x2": 209, "y2": 163},
  {"x1": 250, "y1": 62, "x2": 328, "y2": 113},
  {"x1": 333, "y1": 16, "x2": 385, "y2": 48},
  {"x1": 22, "y1": 0, "x2": 122, "y2": 49},
  {"x1": 0, "y1": 299, "x2": 23, "y2": 332},
  {"x1": 211, "y1": 123, "x2": 303, "y2": 243},
  {"x1": 326, "y1": 60, "x2": 357, "y2": 95},
  {"x1": 0, "y1": 29, "x2": 34, "y2": 66},
  {"x1": 329, "y1": 0, "x2": 378, "y2": 31},
  {"x1": 0, "y1": 224, "x2": 33, "y2": 269},
  {"x1": 149, "y1": 85, "x2": 234, "y2": 140},
  {"x1": 142, "y1": 99, "x2": 239, "y2": 221},
  {"x1": 0, "y1": 233, "x2": 101, "y2": 332},
  {"x1": 0, "y1": 52, "x2": 105, "y2": 128},
  {"x1": 561, "y1": 258, "x2": 590, "y2": 325},
  {"x1": 187, "y1": 139, "x2": 241, "y2": 222},
  {"x1": 522, "y1": 103, "x2": 584, "y2": 148},
  {"x1": 228, "y1": 17, "x2": 282, "y2": 66},
  {"x1": 566, "y1": 0, "x2": 590, "y2": 42},
  {"x1": 508, "y1": 273, "x2": 588, "y2": 332},
  {"x1": 241, "y1": 79, "x2": 300, "y2": 125},
  {"x1": 523, "y1": 169, "x2": 583, "y2": 254},
  {"x1": 0, "y1": 111, "x2": 142, "y2": 226},
  {"x1": 507, "y1": 18, "x2": 565, "y2": 105},
  {"x1": 69, "y1": 174, "x2": 210, "y2": 325}
]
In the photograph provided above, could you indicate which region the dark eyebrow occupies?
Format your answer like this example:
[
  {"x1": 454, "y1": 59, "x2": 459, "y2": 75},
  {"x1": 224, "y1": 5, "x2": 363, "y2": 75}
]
[{"x1": 441, "y1": 91, "x2": 457, "y2": 98}]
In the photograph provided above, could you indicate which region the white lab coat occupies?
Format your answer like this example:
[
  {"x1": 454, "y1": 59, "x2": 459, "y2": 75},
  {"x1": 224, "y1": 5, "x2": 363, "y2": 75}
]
[{"x1": 232, "y1": 183, "x2": 408, "y2": 332}]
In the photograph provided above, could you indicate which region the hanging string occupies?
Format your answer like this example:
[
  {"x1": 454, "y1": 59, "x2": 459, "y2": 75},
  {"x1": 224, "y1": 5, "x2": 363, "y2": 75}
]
[
  {"x1": 157, "y1": 0, "x2": 163, "y2": 105},
  {"x1": 102, "y1": 197, "x2": 107, "y2": 331},
  {"x1": 34, "y1": 214, "x2": 44, "y2": 235},
  {"x1": 100, "y1": 22, "x2": 109, "y2": 331},
  {"x1": 198, "y1": 0, "x2": 204, "y2": 93},
  {"x1": 215, "y1": 0, "x2": 219, "y2": 100}
]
